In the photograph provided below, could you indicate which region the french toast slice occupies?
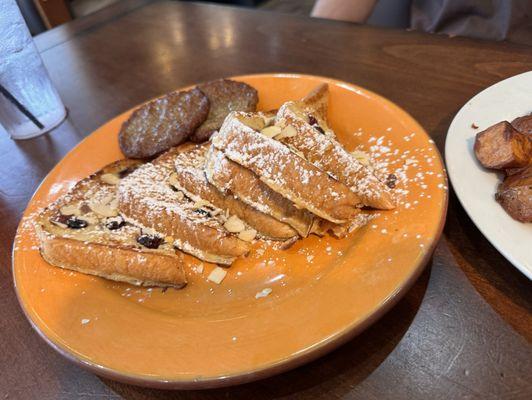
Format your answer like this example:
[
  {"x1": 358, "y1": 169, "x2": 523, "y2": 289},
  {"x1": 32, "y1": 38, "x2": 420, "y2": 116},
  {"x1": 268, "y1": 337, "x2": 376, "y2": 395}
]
[
  {"x1": 35, "y1": 159, "x2": 187, "y2": 288},
  {"x1": 212, "y1": 112, "x2": 362, "y2": 224},
  {"x1": 118, "y1": 146, "x2": 251, "y2": 265},
  {"x1": 171, "y1": 143, "x2": 297, "y2": 240},
  {"x1": 298, "y1": 83, "x2": 334, "y2": 137},
  {"x1": 205, "y1": 146, "x2": 315, "y2": 237},
  {"x1": 275, "y1": 99, "x2": 395, "y2": 209}
]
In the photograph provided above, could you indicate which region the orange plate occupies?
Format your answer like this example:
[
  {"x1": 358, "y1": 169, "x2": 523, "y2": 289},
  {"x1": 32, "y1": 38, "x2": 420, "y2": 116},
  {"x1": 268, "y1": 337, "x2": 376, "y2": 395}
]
[{"x1": 13, "y1": 74, "x2": 448, "y2": 389}]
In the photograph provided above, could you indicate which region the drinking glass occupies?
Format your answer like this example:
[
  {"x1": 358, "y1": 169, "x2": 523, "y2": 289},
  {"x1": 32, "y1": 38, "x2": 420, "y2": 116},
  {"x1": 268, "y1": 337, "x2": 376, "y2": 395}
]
[{"x1": 0, "y1": 0, "x2": 66, "y2": 139}]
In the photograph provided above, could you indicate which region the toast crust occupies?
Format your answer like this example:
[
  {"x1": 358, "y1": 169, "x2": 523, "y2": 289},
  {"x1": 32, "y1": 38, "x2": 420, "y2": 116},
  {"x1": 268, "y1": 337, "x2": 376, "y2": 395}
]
[
  {"x1": 38, "y1": 231, "x2": 186, "y2": 288},
  {"x1": 276, "y1": 101, "x2": 395, "y2": 209},
  {"x1": 212, "y1": 112, "x2": 361, "y2": 223},
  {"x1": 173, "y1": 143, "x2": 297, "y2": 240},
  {"x1": 118, "y1": 147, "x2": 251, "y2": 265},
  {"x1": 205, "y1": 147, "x2": 315, "y2": 237},
  {"x1": 299, "y1": 83, "x2": 334, "y2": 136}
]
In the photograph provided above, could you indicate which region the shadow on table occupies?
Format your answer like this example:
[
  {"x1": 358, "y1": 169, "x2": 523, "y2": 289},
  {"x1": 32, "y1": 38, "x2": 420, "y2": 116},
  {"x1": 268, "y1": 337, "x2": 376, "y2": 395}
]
[
  {"x1": 12, "y1": 116, "x2": 85, "y2": 173},
  {"x1": 101, "y1": 266, "x2": 431, "y2": 399},
  {"x1": 444, "y1": 190, "x2": 532, "y2": 339}
]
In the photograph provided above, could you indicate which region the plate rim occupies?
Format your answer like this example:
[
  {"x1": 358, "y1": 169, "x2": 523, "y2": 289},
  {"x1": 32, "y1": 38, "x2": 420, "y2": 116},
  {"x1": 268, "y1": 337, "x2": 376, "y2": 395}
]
[
  {"x1": 13, "y1": 72, "x2": 448, "y2": 389},
  {"x1": 444, "y1": 71, "x2": 532, "y2": 280}
]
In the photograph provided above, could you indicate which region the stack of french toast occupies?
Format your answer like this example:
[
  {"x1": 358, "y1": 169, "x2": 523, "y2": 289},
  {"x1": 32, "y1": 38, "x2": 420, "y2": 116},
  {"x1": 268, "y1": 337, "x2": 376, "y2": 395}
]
[{"x1": 36, "y1": 80, "x2": 396, "y2": 289}]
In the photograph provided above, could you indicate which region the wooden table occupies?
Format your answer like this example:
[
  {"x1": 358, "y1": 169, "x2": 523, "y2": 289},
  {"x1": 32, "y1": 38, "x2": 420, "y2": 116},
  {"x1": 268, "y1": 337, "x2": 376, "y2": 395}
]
[{"x1": 2, "y1": 1, "x2": 531, "y2": 398}]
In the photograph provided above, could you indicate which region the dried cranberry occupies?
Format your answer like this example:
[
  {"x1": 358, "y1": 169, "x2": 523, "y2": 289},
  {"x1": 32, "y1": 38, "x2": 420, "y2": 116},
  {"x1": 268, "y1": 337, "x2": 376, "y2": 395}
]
[
  {"x1": 106, "y1": 217, "x2": 125, "y2": 230},
  {"x1": 386, "y1": 174, "x2": 397, "y2": 189},
  {"x1": 137, "y1": 234, "x2": 163, "y2": 249},
  {"x1": 308, "y1": 115, "x2": 325, "y2": 134},
  {"x1": 66, "y1": 216, "x2": 88, "y2": 229},
  {"x1": 194, "y1": 208, "x2": 212, "y2": 218}
]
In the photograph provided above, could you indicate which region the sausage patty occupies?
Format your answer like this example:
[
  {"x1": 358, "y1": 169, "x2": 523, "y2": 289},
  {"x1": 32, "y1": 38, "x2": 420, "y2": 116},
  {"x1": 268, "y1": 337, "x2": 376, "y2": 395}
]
[
  {"x1": 190, "y1": 79, "x2": 258, "y2": 143},
  {"x1": 119, "y1": 88, "x2": 209, "y2": 159}
]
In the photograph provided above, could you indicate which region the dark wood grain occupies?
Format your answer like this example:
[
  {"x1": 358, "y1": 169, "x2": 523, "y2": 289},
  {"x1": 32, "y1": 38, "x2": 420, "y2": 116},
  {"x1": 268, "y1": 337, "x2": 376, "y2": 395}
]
[
  {"x1": 2, "y1": 1, "x2": 531, "y2": 399},
  {"x1": 33, "y1": 0, "x2": 72, "y2": 29}
]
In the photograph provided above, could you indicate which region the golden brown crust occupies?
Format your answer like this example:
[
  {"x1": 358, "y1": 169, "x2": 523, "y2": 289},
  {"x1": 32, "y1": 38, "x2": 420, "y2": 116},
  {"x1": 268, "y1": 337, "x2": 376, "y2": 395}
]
[
  {"x1": 276, "y1": 101, "x2": 395, "y2": 209},
  {"x1": 173, "y1": 143, "x2": 297, "y2": 240},
  {"x1": 212, "y1": 113, "x2": 361, "y2": 223},
  {"x1": 205, "y1": 147, "x2": 315, "y2": 237},
  {"x1": 118, "y1": 146, "x2": 251, "y2": 265},
  {"x1": 301, "y1": 83, "x2": 329, "y2": 123},
  {"x1": 38, "y1": 231, "x2": 186, "y2": 288}
]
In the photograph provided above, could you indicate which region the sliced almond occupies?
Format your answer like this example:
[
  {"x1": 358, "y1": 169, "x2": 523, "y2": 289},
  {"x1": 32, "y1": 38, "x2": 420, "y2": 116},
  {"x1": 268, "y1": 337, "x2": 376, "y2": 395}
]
[
  {"x1": 168, "y1": 173, "x2": 179, "y2": 188},
  {"x1": 275, "y1": 125, "x2": 297, "y2": 140},
  {"x1": 350, "y1": 150, "x2": 371, "y2": 166},
  {"x1": 192, "y1": 199, "x2": 209, "y2": 210},
  {"x1": 175, "y1": 191, "x2": 184, "y2": 201},
  {"x1": 88, "y1": 201, "x2": 118, "y2": 217},
  {"x1": 240, "y1": 115, "x2": 266, "y2": 131},
  {"x1": 207, "y1": 267, "x2": 227, "y2": 284},
  {"x1": 223, "y1": 215, "x2": 246, "y2": 233},
  {"x1": 262, "y1": 114, "x2": 276, "y2": 127},
  {"x1": 165, "y1": 235, "x2": 175, "y2": 243},
  {"x1": 260, "y1": 125, "x2": 282, "y2": 138},
  {"x1": 83, "y1": 215, "x2": 99, "y2": 224},
  {"x1": 238, "y1": 229, "x2": 257, "y2": 242},
  {"x1": 108, "y1": 198, "x2": 118, "y2": 210},
  {"x1": 101, "y1": 173, "x2": 120, "y2": 185},
  {"x1": 59, "y1": 204, "x2": 80, "y2": 216},
  {"x1": 288, "y1": 146, "x2": 306, "y2": 159},
  {"x1": 99, "y1": 193, "x2": 115, "y2": 206}
]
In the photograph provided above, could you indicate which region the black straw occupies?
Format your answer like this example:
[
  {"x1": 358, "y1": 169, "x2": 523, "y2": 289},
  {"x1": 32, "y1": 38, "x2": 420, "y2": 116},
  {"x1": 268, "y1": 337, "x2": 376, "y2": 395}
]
[{"x1": 0, "y1": 83, "x2": 44, "y2": 129}]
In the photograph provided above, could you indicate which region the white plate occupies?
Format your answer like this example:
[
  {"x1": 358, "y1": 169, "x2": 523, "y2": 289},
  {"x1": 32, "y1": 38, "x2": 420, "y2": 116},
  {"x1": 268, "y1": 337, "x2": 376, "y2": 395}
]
[{"x1": 445, "y1": 71, "x2": 532, "y2": 279}]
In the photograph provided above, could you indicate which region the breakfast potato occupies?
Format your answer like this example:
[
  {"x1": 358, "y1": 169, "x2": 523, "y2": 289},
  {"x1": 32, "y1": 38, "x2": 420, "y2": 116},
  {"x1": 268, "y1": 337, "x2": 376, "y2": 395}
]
[{"x1": 474, "y1": 121, "x2": 531, "y2": 169}]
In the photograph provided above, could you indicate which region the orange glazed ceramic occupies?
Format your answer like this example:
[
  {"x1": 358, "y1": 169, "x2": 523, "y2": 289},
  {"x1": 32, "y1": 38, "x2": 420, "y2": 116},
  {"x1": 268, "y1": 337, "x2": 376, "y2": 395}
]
[{"x1": 13, "y1": 74, "x2": 448, "y2": 389}]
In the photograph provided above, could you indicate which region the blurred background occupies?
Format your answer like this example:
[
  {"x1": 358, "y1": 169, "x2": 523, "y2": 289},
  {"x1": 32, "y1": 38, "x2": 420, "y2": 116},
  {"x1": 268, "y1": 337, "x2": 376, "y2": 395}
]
[
  {"x1": 17, "y1": 0, "x2": 532, "y2": 45},
  {"x1": 20, "y1": 0, "x2": 309, "y2": 34}
]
